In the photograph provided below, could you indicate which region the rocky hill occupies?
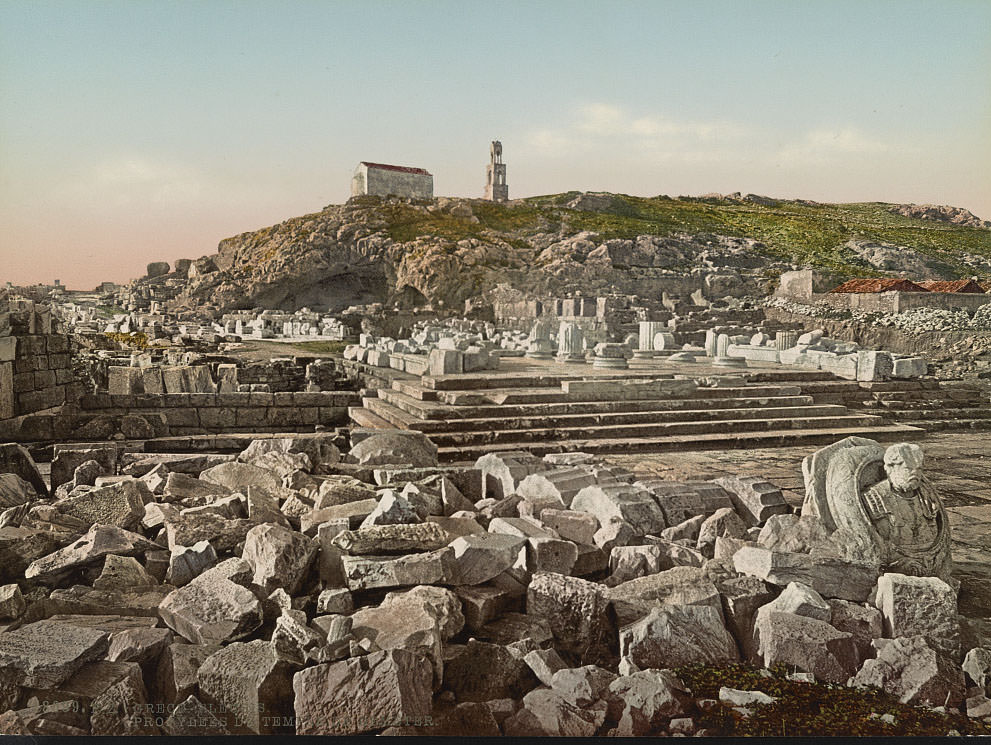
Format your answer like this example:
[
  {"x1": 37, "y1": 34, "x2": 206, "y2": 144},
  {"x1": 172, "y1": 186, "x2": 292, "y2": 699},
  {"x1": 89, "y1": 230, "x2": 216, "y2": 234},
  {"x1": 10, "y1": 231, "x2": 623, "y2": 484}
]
[{"x1": 141, "y1": 193, "x2": 991, "y2": 317}]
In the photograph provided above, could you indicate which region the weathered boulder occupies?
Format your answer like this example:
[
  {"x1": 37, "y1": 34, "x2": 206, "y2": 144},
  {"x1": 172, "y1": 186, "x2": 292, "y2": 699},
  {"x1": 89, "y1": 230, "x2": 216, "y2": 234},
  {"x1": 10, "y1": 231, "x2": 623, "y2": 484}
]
[
  {"x1": 874, "y1": 572, "x2": 959, "y2": 660},
  {"x1": 56, "y1": 659, "x2": 157, "y2": 735},
  {"x1": 198, "y1": 640, "x2": 295, "y2": 734},
  {"x1": 619, "y1": 604, "x2": 739, "y2": 670},
  {"x1": 605, "y1": 544, "x2": 667, "y2": 585},
  {"x1": 0, "y1": 473, "x2": 36, "y2": 509},
  {"x1": 518, "y1": 468, "x2": 596, "y2": 509},
  {"x1": 106, "y1": 626, "x2": 173, "y2": 665},
  {"x1": 524, "y1": 648, "x2": 568, "y2": 686},
  {"x1": 241, "y1": 523, "x2": 317, "y2": 596},
  {"x1": 755, "y1": 611, "x2": 859, "y2": 683},
  {"x1": 293, "y1": 649, "x2": 432, "y2": 734},
  {"x1": 849, "y1": 635, "x2": 966, "y2": 707}
]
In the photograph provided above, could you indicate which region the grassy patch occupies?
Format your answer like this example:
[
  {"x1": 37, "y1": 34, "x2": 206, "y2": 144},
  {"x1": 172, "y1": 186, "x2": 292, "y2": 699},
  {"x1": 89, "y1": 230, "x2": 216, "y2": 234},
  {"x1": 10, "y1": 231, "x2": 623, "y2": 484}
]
[
  {"x1": 677, "y1": 662, "x2": 988, "y2": 737},
  {"x1": 103, "y1": 331, "x2": 148, "y2": 349}
]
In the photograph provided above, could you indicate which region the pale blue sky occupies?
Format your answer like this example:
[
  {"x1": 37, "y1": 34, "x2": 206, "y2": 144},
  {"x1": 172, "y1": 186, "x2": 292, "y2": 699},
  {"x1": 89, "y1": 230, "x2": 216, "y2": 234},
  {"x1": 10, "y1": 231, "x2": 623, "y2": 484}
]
[{"x1": 2, "y1": 0, "x2": 989, "y2": 288}]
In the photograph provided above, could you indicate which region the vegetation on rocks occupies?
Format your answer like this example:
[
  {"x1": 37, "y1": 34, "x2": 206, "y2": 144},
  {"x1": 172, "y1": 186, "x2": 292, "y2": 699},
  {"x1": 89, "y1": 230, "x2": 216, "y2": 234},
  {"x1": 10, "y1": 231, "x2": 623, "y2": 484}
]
[
  {"x1": 158, "y1": 192, "x2": 991, "y2": 317},
  {"x1": 677, "y1": 662, "x2": 990, "y2": 737}
]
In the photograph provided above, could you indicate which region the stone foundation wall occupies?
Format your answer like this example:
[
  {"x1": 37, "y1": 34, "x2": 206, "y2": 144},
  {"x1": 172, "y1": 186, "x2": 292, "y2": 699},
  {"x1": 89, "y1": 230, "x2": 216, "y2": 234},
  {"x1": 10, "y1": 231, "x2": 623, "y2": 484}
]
[
  {"x1": 0, "y1": 300, "x2": 82, "y2": 420},
  {"x1": 76, "y1": 390, "x2": 359, "y2": 436},
  {"x1": 813, "y1": 291, "x2": 991, "y2": 314},
  {"x1": 0, "y1": 390, "x2": 360, "y2": 442}
]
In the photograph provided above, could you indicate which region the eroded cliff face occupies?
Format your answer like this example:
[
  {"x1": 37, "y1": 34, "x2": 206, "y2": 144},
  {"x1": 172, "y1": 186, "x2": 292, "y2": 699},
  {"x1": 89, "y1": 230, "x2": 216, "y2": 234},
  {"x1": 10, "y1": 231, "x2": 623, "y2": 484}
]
[
  {"x1": 159, "y1": 197, "x2": 784, "y2": 317},
  {"x1": 140, "y1": 193, "x2": 991, "y2": 318}
]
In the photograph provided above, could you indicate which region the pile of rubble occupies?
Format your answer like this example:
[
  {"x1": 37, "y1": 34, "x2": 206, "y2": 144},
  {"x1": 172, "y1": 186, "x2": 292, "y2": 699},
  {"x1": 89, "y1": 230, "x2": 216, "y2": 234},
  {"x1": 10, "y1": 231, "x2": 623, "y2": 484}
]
[
  {"x1": 766, "y1": 296, "x2": 991, "y2": 333},
  {"x1": 0, "y1": 433, "x2": 985, "y2": 735}
]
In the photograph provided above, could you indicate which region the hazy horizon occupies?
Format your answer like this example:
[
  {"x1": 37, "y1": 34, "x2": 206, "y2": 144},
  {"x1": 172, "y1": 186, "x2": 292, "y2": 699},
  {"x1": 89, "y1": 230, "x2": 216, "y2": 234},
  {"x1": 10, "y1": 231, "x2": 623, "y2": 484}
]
[{"x1": 2, "y1": 0, "x2": 990, "y2": 290}]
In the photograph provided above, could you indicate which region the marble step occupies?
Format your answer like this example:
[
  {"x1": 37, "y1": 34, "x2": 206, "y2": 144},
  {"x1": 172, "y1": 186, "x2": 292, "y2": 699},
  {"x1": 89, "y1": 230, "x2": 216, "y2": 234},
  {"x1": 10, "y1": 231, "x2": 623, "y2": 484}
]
[
  {"x1": 347, "y1": 406, "x2": 398, "y2": 430},
  {"x1": 417, "y1": 414, "x2": 889, "y2": 449},
  {"x1": 377, "y1": 387, "x2": 817, "y2": 421},
  {"x1": 363, "y1": 397, "x2": 858, "y2": 435},
  {"x1": 436, "y1": 423, "x2": 925, "y2": 462}
]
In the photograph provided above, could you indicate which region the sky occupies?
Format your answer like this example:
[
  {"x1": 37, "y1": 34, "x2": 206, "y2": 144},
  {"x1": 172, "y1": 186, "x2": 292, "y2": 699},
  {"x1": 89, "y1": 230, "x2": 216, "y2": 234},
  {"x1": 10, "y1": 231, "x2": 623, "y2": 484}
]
[{"x1": 1, "y1": 0, "x2": 989, "y2": 289}]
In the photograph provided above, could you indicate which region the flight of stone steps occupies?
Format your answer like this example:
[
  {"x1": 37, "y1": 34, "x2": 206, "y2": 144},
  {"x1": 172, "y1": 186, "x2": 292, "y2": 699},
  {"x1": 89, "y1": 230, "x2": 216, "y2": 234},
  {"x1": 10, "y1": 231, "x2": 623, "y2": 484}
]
[
  {"x1": 349, "y1": 370, "x2": 925, "y2": 462},
  {"x1": 860, "y1": 380, "x2": 991, "y2": 431}
]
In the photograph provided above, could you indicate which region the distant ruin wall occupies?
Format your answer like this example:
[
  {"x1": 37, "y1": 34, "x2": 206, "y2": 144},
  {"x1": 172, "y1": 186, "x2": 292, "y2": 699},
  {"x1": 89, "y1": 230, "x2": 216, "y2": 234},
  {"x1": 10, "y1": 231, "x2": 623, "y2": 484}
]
[
  {"x1": 351, "y1": 165, "x2": 433, "y2": 200},
  {"x1": 812, "y1": 291, "x2": 991, "y2": 314}
]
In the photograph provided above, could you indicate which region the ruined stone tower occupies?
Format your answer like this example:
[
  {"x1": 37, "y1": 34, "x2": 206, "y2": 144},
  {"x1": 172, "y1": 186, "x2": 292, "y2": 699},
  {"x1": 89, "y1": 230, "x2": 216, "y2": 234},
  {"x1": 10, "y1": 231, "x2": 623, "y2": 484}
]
[{"x1": 484, "y1": 140, "x2": 508, "y2": 202}]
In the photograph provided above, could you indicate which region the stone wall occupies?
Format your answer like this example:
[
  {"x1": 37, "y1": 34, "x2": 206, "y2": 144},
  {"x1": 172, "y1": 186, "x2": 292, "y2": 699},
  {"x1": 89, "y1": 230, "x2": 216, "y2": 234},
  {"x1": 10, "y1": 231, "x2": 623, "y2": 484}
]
[
  {"x1": 77, "y1": 390, "x2": 358, "y2": 436},
  {"x1": 813, "y1": 291, "x2": 991, "y2": 314},
  {"x1": 0, "y1": 299, "x2": 80, "y2": 420}
]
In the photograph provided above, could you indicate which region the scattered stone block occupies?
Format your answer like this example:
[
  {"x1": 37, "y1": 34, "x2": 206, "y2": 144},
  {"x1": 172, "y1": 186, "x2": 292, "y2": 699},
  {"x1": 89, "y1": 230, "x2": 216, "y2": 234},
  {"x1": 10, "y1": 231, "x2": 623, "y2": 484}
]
[
  {"x1": 341, "y1": 547, "x2": 453, "y2": 591},
  {"x1": 827, "y1": 598, "x2": 883, "y2": 663},
  {"x1": 242, "y1": 523, "x2": 317, "y2": 596},
  {"x1": 26, "y1": 524, "x2": 158, "y2": 581},
  {"x1": 198, "y1": 640, "x2": 294, "y2": 734},
  {"x1": 199, "y1": 461, "x2": 281, "y2": 492},
  {"x1": 755, "y1": 610, "x2": 859, "y2": 683},
  {"x1": 293, "y1": 649, "x2": 432, "y2": 734},
  {"x1": 92, "y1": 554, "x2": 159, "y2": 592},
  {"x1": 528, "y1": 572, "x2": 616, "y2": 666},
  {"x1": 0, "y1": 583, "x2": 26, "y2": 620},
  {"x1": 163, "y1": 695, "x2": 233, "y2": 735},
  {"x1": 443, "y1": 639, "x2": 539, "y2": 703},
  {"x1": 166, "y1": 540, "x2": 217, "y2": 587},
  {"x1": 713, "y1": 475, "x2": 789, "y2": 526},
  {"x1": 0, "y1": 619, "x2": 108, "y2": 688},
  {"x1": 874, "y1": 572, "x2": 960, "y2": 660},
  {"x1": 158, "y1": 561, "x2": 262, "y2": 645},
  {"x1": 732, "y1": 546, "x2": 879, "y2": 601},
  {"x1": 446, "y1": 533, "x2": 527, "y2": 585},
  {"x1": 572, "y1": 483, "x2": 666, "y2": 536},
  {"x1": 619, "y1": 604, "x2": 739, "y2": 670},
  {"x1": 849, "y1": 635, "x2": 965, "y2": 707},
  {"x1": 605, "y1": 565, "x2": 724, "y2": 627},
  {"x1": 607, "y1": 669, "x2": 692, "y2": 736}
]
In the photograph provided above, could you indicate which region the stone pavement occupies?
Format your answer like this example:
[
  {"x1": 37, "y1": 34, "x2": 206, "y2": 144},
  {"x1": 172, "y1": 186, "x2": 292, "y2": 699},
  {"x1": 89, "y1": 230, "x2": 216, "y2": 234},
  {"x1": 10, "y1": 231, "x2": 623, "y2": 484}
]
[{"x1": 604, "y1": 431, "x2": 991, "y2": 616}]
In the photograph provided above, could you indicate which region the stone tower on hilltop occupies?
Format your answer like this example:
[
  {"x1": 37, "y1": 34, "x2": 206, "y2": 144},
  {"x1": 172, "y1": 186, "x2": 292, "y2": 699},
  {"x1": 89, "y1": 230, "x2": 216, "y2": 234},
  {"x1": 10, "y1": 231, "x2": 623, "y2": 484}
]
[{"x1": 484, "y1": 140, "x2": 508, "y2": 202}]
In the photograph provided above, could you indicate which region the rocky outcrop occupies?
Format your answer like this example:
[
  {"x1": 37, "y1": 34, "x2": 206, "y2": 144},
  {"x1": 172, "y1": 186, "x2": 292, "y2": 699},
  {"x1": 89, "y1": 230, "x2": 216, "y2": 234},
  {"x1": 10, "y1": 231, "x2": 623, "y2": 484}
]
[{"x1": 890, "y1": 204, "x2": 991, "y2": 229}]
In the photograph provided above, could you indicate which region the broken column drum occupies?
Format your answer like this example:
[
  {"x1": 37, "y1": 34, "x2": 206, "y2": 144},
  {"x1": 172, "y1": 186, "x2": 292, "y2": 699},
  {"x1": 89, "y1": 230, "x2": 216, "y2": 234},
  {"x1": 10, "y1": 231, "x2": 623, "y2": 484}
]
[
  {"x1": 525, "y1": 319, "x2": 554, "y2": 360},
  {"x1": 556, "y1": 321, "x2": 585, "y2": 363},
  {"x1": 775, "y1": 330, "x2": 799, "y2": 351},
  {"x1": 634, "y1": 321, "x2": 665, "y2": 359}
]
